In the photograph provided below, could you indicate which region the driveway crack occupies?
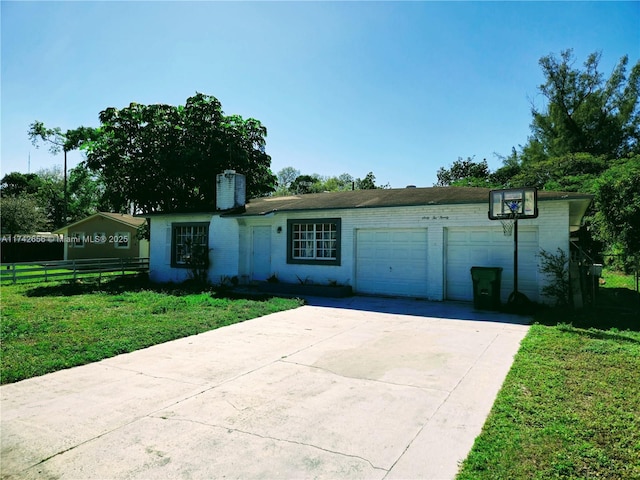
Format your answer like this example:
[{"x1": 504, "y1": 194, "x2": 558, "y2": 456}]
[{"x1": 161, "y1": 416, "x2": 388, "y2": 473}]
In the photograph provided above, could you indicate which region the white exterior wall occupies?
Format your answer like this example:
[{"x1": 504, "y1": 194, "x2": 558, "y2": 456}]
[
  {"x1": 148, "y1": 200, "x2": 572, "y2": 304},
  {"x1": 148, "y1": 214, "x2": 210, "y2": 284},
  {"x1": 148, "y1": 213, "x2": 240, "y2": 285},
  {"x1": 237, "y1": 201, "x2": 571, "y2": 303},
  {"x1": 238, "y1": 204, "x2": 478, "y2": 300},
  {"x1": 535, "y1": 200, "x2": 570, "y2": 303},
  {"x1": 209, "y1": 215, "x2": 240, "y2": 283}
]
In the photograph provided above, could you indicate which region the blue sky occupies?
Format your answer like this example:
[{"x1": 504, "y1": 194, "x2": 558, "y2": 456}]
[{"x1": 2, "y1": 1, "x2": 639, "y2": 188}]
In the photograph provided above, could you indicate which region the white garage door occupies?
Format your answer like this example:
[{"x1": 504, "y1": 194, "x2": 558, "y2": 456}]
[
  {"x1": 446, "y1": 227, "x2": 539, "y2": 302},
  {"x1": 356, "y1": 228, "x2": 428, "y2": 297}
]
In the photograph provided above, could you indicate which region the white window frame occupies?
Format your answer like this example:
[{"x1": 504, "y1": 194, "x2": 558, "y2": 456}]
[
  {"x1": 114, "y1": 232, "x2": 130, "y2": 249},
  {"x1": 287, "y1": 219, "x2": 341, "y2": 265},
  {"x1": 70, "y1": 231, "x2": 85, "y2": 248},
  {"x1": 171, "y1": 223, "x2": 209, "y2": 268}
]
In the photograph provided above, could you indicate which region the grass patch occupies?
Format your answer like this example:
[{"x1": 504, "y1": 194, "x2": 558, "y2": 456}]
[
  {"x1": 0, "y1": 277, "x2": 303, "y2": 384},
  {"x1": 457, "y1": 317, "x2": 640, "y2": 479}
]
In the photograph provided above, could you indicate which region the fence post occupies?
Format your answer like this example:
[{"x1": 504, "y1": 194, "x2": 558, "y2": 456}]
[
  {"x1": 12, "y1": 263, "x2": 16, "y2": 284},
  {"x1": 73, "y1": 260, "x2": 77, "y2": 281}
]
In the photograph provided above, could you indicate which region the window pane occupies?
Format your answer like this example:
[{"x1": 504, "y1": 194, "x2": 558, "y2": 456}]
[
  {"x1": 291, "y1": 222, "x2": 337, "y2": 260},
  {"x1": 174, "y1": 224, "x2": 208, "y2": 265}
]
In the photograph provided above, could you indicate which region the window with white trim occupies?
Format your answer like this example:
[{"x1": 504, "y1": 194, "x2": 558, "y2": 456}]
[
  {"x1": 287, "y1": 219, "x2": 341, "y2": 265},
  {"x1": 171, "y1": 223, "x2": 209, "y2": 267},
  {"x1": 114, "y1": 232, "x2": 130, "y2": 249},
  {"x1": 70, "y1": 232, "x2": 85, "y2": 248}
]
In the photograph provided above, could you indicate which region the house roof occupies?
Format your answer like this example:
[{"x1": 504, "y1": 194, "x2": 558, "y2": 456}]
[
  {"x1": 225, "y1": 186, "x2": 593, "y2": 231},
  {"x1": 232, "y1": 186, "x2": 590, "y2": 214},
  {"x1": 53, "y1": 212, "x2": 146, "y2": 234}
]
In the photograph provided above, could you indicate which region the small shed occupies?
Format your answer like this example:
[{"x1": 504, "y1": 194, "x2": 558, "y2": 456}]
[{"x1": 53, "y1": 212, "x2": 149, "y2": 261}]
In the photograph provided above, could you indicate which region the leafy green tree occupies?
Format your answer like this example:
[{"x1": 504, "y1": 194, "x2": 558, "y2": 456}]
[
  {"x1": 67, "y1": 164, "x2": 105, "y2": 222},
  {"x1": 32, "y1": 167, "x2": 65, "y2": 230},
  {"x1": 81, "y1": 93, "x2": 277, "y2": 213},
  {"x1": 276, "y1": 167, "x2": 300, "y2": 192},
  {"x1": 323, "y1": 173, "x2": 355, "y2": 192},
  {"x1": 491, "y1": 148, "x2": 523, "y2": 187},
  {"x1": 0, "y1": 195, "x2": 47, "y2": 239},
  {"x1": 337, "y1": 173, "x2": 355, "y2": 189},
  {"x1": 527, "y1": 49, "x2": 640, "y2": 161},
  {"x1": 0, "y1": 194, "x2": 50, "y2": 263},
  {"x1": 356, "y1": 171, "x2": 389, "y2": 190},
  {"x1": 28, "y1": 122, "x2": 97, "y2": 221},
  {"x1": 0, "y1": 172, "x2": 43, "y2": 197},
  {"x1": 593, "y1": 155, "x2": 640, "y2": 267},
  {"x1": 509, "y1": 153, "x2": 607, "y2": 192},
  {"x1": 290, "y1": 174, "x2": 322, "y2": 194},
  {"x1": 1, "y1": 168, "x2": 65, "y2": 230},
  {"x1": 1, "y1": 167, "x2": 104, "y2": 229},
  {"x1": 435, "y1": 157, "x2": 492, "y2": 187}
]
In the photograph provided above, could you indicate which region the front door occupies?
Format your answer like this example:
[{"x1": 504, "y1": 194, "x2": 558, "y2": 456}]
[{"x1": 251, "y1": 226, "x2": 271, "y2": 281}]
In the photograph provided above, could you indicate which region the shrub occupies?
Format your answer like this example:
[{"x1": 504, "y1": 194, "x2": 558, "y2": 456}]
[{"x1": 539, "y1": 248, "x2": 570, "y2": 306}]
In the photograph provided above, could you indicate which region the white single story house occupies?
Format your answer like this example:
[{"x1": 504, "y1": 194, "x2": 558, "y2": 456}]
[{"x1": 146, "y1": 171, "x2": 592, "y2": 304}]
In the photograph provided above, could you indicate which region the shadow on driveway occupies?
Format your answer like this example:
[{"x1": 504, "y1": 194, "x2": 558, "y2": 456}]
[{"x1": 303, "y1": 295, "x2": 533, "y2": 325}]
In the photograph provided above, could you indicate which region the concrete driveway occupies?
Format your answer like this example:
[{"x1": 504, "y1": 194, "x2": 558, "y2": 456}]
[{"x1": 1, "y1": 297, "x2": 530, "y2": 480}]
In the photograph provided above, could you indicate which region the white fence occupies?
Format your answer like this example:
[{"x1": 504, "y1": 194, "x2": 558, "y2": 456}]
[{"x1": 0, "y1": 258, "x2": 149, "y2": 284}]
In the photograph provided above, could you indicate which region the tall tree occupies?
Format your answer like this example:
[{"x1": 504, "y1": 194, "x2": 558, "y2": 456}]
[
  {"x1": 0, "y1": 172, "x2": 43, "y2": 197},
  {"x1": 81, "y1": 93, "x2": 277, "y2": 213},
  {"x1": 435, "y1": 157, "x2": 491, "y2": 187},
  {"x1": 509, "y1": 152, "x2": 607, "y2": 192},
  {"x1": 0, "y1": 195, "x2": 48, "y2": 240},
  {"x1": 67, "y1": 164, "x2": 105, "y2": 222},
  {"x1": 593, "y1": 155, "x2": 640, "y2": 268},
  {"x1": 355, "y1": 171, "x2": 389, "y2": 189},
  {"x1": 28, "y1": 123, "x2": 96, "y2": 221},
  {"x1": 276, "y1": 167, "x2": 301, "y2": 192},
  {"x1": 528, "y1": 50, "x2": 640, "y2": 161},
  {"x1": 290, "y1": 174, "x2": 321, "y2": 194},
  {"x1": 33, "y1": 167, "x2": 65, "y2": 230},
  {"x1": 0, "y1": 194, "x2": 49, "y2": 263}
]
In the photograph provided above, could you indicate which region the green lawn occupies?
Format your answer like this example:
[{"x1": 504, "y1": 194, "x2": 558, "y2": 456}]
[
  {"x1": 0, "y1": 277, "x2": 303, "y2": 384},
  {"x1": 457, "y1": 319, "x2": 640, "y2": 479},
  {"x1": 4, "y1": 274, "x2": 639, "y2": 478}
]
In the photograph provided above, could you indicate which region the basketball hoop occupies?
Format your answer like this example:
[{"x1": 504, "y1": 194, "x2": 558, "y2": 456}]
[
  {"x1": 488, "y1": 187, "x2": 539, "y2": 311},
  {"x1": 500, "y1": 199, "x2": 521, "y2": 237}
]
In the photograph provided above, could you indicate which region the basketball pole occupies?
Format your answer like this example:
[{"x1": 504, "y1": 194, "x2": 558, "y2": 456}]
[{"x1": 513, "y1": 215, "x2": 518, "y2": 298}]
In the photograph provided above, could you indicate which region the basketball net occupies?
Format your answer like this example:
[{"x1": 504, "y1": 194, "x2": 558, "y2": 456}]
[
  {"x1": 501, "y1": 218, "x2": 515, "y2": 237},
  {"x1": 500, "y1": 199, "x2": 521, "y2": 237}
]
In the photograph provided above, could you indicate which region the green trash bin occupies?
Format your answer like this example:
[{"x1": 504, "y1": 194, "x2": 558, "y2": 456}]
[{"x1": 470, "y1": 267, "x2": 503, "y2": 310}]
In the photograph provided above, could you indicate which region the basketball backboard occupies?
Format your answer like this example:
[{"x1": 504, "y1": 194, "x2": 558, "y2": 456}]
[{"x1": 488, "y1": 187, "x2": 538, "y2": 220}]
